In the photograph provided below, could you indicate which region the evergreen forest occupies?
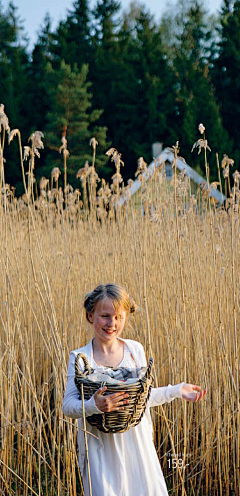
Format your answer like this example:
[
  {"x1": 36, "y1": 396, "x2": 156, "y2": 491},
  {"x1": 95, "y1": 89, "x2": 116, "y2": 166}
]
[{"x1": 1, "y1": 0, "x2": 240, "y2": 195}]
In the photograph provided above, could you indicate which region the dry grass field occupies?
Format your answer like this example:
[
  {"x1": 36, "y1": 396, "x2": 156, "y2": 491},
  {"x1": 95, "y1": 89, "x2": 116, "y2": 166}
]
[{"x1": 0, "y1": 111, "x2": 239, "y2": 495}]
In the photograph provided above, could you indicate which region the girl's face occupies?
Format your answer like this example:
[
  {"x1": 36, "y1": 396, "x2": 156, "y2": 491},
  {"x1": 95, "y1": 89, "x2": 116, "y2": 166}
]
[{"x1": 88, "y1": 297, "x2": 127, "y2": 344}]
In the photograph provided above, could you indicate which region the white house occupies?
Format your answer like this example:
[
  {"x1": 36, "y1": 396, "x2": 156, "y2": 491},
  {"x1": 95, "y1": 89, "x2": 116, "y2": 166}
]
[{"x1": 118, "y1": 145, "x2": 225, "y2": 206}]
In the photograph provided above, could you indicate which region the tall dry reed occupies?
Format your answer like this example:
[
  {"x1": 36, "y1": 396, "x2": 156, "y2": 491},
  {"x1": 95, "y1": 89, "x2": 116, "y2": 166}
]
[{"x1": 0, "y1": 108, "x2": 239, "y2": 495}]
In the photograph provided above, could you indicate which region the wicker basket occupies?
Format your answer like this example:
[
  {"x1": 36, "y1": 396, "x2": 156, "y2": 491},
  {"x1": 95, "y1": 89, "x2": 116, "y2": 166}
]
[{"x1": 74, "y1": 353, "x2": 153, "y2": 433}]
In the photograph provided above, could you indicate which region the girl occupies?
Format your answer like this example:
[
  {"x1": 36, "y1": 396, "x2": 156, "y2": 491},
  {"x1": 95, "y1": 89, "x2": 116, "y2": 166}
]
[{"x1": 62, "y1": 284, "x2": 207, "y2": 496}]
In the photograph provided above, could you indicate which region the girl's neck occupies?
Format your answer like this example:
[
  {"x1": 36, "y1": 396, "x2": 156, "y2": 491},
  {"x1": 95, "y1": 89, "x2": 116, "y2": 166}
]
[
  {"x1": 92, "y1": 336, "x2": 123, "y2": 355},
  {"x1": 92, "y1": 337, "x2": 125, "y2": 367}
]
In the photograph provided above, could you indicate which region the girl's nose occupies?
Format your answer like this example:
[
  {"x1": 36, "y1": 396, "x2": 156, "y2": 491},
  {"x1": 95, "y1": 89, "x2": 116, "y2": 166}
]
[{"x1": 108, "y1": 316, "x2": 115, "y2": 326}]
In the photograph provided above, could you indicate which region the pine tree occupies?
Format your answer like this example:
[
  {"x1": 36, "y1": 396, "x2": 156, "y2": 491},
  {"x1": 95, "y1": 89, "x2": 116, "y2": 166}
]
[
  {"x1": 40, "y1": 61, "x2": 109, "y2": 187},
  {"x1": 127, "y1": 7, "x2": 174, "y2": 160},
  {"x1": 89, "y1": 2, "x2": 174, "y2": 180},
  {"x1": 27, "y1": 14, "x2": 54, "y2": 133},
  {"x1": 111, "y1": 5, "x2": 175, "y2": 179},
  {"x1": 212, "y1": 0, "x2": 240, "y2": 164},
  {"x1": 0, "y1": 2, "x2": 28, "y2": 126},
  {"x1": 0, "y1": 1, "x2": 29, "y2": 193},
  {"x1": 89, "y1": 0, "x2": 121, "y2": 115},
  {"x1": 50, "y1": 0, "x2": 93, "y2": 68},
  {"x1": 160, "y1": 0, "x2": 230, "y2": 178}
]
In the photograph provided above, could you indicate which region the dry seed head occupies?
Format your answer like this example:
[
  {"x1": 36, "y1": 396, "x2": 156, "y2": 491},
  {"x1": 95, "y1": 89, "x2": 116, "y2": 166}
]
[
  {"x1": 74, "y1": 189, "x2": 81, "y2": 199},
  {"x1": 76, "y1": 168, "x2": 85, "y2": 179},
  {"x1": 40, "y1": 177, "x2": 49, "y2": 190},
  {"x1": 1, "y1": 184, "x2": 10, "y2": 195},
  {"x1": 0, "y1": 104, "x2": 10, "y2": 134},
  {"x1": 106, "y1": 148, "x2": 124, "y2": 170},
  {"x1": 88, "y1": 166, "x2": 100, "y2": 184},
  {"x1": 90, "y1": 137, "x2": 98, "y2": 150},
  {"x1": 106, "y1": 147, "x2": 116, "y2": 157},
  {"x1": 191, "y1": 139, "x2": 211, "y2": 155},
  {"x1": 51, "y1": 167, "x2": 61, "y2": 181},
  {"x1": 179, "y1": 168, "x2": 186, "y2": 180},
  {"x1": 59, "y1": 136, "x2": 70, "y2": 158},
  {"x1": 199, "y1": 182, "x2": 211, "y2": 199},
  {"x1": 222, "y1": 166, "x2": 229, "y2": 179},
  {"x1": 76, "y1": 161, "x2": 90, "y2": 180},
  {"x1": 198, "y1": 123, "x2": 205, "y2": 135},
  {"x1": 171, "y1": 141, "x2": 180, "y2": 155},
  {"x1": 29, "y1": 131, "x2": 44, "y2": 157},
  {"x1": 135, "y1": 157, "x2": 148, "y2": 177},
  {"x1": 211, "y1": 181, "x2": 220, "y2": 190},
  {"x1": 153, "y1": 157, "x2": 163, "y2": 171},
  {"x1": 65, "y1": 184, "x2": 74, "y2": 194},
  {"x1": 111, "y1": 171, "x2": 123, "y2": 185},
  {"x1": 23, "y1": 146, "x2": 31, "y2": 161},
  {"x1": 8, "y1": 129, "x2": 20, "y2": 144},
  {"x1": 98, "y1": 181, "x2": 111, "y2": 205},
  {"x1": 98, "y1": 179, "x2": 110, "y2": 197},
  {"x1": 232, "y1": 170, "x2": 240, "y2": 185},
  {"x1": 59, "y1": 136, "x2": 67, "y2": 150},
  {"x1": 221, "y1": 154, "x2": 234, "y2": 169}
]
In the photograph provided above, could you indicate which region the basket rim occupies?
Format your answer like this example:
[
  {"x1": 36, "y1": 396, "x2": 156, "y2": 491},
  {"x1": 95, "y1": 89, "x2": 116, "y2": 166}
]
[
  {"x1": 74, "y1": 353, "x2": 154, "y2": 433},
  {"x1": 75, "y1": 352, "x2": 153, "y2": 381}
]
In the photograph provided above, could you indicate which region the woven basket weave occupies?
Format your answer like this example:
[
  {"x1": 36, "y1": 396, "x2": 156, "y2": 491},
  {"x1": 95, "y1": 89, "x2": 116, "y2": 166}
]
[{"x1": 74, "y1": 353, "x2": 153, "y2": 433}]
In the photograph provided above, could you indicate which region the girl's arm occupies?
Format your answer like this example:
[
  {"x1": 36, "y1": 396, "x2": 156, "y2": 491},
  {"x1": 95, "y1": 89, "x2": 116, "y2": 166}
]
[
  {"x1": 62, "y1": 351, "x2": 102, "y2": 419},
  {"x1": 137, "y1": 344, "x2": 184, "y2": 407},
  {"x1": 137, "y1": 345, "x2": 206, "y2": 407},
  {"x1": 149, "y1": 383, "x2": 184, "y2": 407},
  {"x1": 149, "y1": 383, "x2": 207, "y2": 407}
]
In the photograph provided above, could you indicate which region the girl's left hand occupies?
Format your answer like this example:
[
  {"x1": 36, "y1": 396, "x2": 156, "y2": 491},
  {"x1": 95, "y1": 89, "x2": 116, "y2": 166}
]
[{"x1": 181, "y1": 384, "x2": 207, "y2": 402}]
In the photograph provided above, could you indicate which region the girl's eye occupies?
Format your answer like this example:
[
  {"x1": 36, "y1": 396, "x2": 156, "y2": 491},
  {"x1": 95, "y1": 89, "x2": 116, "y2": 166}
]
[{"x1": 101, "y1": 314, "x2": 123, "y2": 320}]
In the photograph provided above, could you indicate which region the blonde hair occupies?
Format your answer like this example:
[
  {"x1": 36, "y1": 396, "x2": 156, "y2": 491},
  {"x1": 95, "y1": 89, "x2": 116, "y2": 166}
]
[{"x1": 84, "y1": 284, "x2": 136, "y2": 323}]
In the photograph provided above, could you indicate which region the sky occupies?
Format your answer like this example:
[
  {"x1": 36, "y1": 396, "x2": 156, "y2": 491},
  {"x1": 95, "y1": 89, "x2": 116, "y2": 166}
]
[{"x1": 3, "y1": 0, "x2": 223, "y2": 48}]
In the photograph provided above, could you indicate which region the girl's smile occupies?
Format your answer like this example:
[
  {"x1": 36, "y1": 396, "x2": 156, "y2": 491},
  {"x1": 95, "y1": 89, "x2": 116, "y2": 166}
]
[{"x1": 88, "y1": 297, "x2": 127, "y2": 344}]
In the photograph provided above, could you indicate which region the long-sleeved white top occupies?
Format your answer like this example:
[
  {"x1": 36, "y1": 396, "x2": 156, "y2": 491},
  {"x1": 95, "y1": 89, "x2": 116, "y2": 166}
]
[{"x1": 62, "y1": 338, "x2": 184, "y2": 496}]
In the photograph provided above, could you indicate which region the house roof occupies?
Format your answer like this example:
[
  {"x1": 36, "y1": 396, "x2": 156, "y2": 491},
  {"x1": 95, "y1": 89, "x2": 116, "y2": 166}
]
[{"x1": 119, "y1": 148, "x2": 225, "y2": 205}]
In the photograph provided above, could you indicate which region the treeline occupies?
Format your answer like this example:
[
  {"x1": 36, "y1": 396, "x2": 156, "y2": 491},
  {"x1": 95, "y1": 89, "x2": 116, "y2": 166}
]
[{"x1": 1, "y1": 0, "x2": 240, "y2": 194}]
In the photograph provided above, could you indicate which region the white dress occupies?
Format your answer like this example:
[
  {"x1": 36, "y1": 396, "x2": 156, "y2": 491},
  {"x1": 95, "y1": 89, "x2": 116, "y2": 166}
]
[{"x1": 62, "y1": 339, "x2": 184, "y2": 496}]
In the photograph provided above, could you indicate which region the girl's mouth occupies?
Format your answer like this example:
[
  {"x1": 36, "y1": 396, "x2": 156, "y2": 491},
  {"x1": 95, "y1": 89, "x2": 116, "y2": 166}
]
[{"x1": 103, "y1": 328, "x2": 116, "y2": 334}]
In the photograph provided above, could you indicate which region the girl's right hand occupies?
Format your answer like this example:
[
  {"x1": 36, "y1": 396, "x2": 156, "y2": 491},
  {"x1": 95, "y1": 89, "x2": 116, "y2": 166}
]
[{"x1": 94, "y1": 387, "x2": 129, "y2": 412}]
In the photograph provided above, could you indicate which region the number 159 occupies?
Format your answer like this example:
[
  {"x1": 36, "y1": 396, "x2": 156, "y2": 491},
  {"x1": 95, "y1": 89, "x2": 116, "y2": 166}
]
[{"x1": 168, "y1": 458, "x2": 186, "y2": 468}]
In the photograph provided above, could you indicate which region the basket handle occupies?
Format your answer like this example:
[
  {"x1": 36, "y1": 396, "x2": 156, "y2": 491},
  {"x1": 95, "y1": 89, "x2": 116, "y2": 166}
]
[
  {"x1": 75, "y1": 352, "x2": 93, "y2": 377},
  {"x1": 142, "y1": 358, "x2": 153, "y2": 382},
  {"x1": 123, "y1": 358, "x2": 153, "y2": 430}
]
